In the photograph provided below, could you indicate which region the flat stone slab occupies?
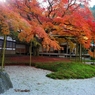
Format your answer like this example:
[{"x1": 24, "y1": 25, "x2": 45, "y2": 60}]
[{"x1": 0, "y1": 70, "x2": 13, "y2": 94}]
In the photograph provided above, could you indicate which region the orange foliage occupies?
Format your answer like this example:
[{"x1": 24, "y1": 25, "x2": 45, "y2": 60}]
[
  {"x1": 0, "y1": 3, "x2": 32, "y2": 38},
  {"x1": 42, "y1": 37, "x2": 62, "y2": 51},
  {"x1": 4, "y1": 0, "x2": 95, "y2": 50}
]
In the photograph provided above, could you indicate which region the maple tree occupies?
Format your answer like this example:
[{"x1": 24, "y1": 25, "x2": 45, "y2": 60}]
[
  {"x1": 0, "y1": 0, "x2": 94, "y2": 63},
  {"x1": 6, "y1": 0, "x2": 94, "y2": 49},
  {"x1": 0, "y1": 3, "x2": 31, "y2": 69}
]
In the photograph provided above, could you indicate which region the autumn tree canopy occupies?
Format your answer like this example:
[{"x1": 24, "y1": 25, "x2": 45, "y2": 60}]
[
  {"x1": 3, "y1": 0, "x2": 95, "y2": 50},
  {"x1": 0, "y1": 2, "x2": 33, "y2": 68},
  {"x1": 0, "y1": 2, "x2": 32, "y2": 36}
]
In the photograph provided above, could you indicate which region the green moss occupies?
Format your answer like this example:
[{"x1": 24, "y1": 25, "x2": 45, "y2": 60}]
[{"x1": 35, "y1": 62, "x2": 95, "y2": 79}]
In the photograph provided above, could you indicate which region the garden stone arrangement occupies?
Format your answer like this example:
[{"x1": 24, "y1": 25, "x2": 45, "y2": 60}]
[{"x1": 0, "y1": 70, "x2": 13, "y2": 94}]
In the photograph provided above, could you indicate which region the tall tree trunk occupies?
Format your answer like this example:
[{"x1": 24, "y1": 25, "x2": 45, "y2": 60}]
[
  {"x1": 29, "y1": 41, "x2": 32, "y2": 66},
  {"x1": 79, "y1": 44, "x2": 82, "y2": 62},
  {"x1": 93, "y1": 40, "x2": 95, "y2": 64},
  {"x1": 66, "y1": 42, "x2": 68, "y2": 58},
  {"x1": 75, "y1": 43, "x2": 78, "y2": 62},
  {"x1": 1, "y1": 35, "x2": 6, "y2": 70},
  {"x1": 83, "y1": 48, "x2": 86, "y2": 64}
]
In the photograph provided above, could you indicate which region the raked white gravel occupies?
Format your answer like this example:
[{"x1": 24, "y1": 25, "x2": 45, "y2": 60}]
[{"x1": 1, "y1": 66, "x2": 95, "y2": 95}]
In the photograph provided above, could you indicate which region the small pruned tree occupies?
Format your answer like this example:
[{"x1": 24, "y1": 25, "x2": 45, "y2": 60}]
[{"x1": 0, "y1": 3, "x2": 31, "y2": 70}]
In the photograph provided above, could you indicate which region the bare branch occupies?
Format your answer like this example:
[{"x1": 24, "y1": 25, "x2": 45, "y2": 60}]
[{"x1": 47, "y1": 0, "x2": 54, "y2": 18}]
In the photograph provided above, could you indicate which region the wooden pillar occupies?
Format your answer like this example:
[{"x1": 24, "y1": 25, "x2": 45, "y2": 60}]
[{"x1": 66, "y1": 42, "x2": 68, "y2": 58}]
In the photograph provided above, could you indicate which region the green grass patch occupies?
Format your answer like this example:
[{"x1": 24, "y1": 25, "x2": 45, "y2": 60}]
[{"x1": 34, "y1": 62, "x2": 95, "y2": 79}]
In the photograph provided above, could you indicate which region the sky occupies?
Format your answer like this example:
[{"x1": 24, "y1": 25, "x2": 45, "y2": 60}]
[
  {"x1": 38, "y1": 0, "x2": 95, "y2": 8},
  {"x1": 89, "y1": 0, "x2": 95, "y2": 7},
  {"x1": 0, "y1": 0, "x2": 95, "y2": 7},
  {"x1": 0, "y1": 0, "x2": 6, "y2": 2}
]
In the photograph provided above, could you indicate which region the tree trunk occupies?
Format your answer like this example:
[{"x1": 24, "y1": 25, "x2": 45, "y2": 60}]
[
  {"x1": 79, "y1": 44, "x2": 82, "y2": 62},
  {"x1": 1, "y1": 35, "x2": 6, "y2": 70},
  {"x1": 93, "y1": 41, "x2": 95, "y2": 64},
  {"x1": 75, "y1": 43, "x2": 78, "y2": 62},
  {"x1": 29, "y1": 41, "x2": 32, "y2": 66}
]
